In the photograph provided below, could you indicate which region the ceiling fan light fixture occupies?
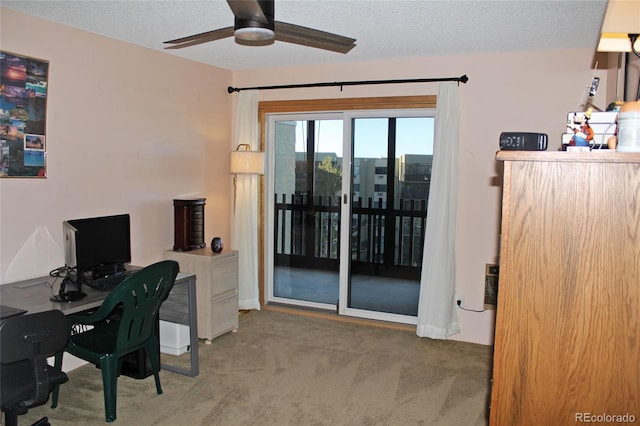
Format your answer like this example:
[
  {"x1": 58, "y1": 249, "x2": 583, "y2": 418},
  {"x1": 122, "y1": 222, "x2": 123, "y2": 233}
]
[{"x1": 234, "y1": 26, "x2": 274, "y2": 41}]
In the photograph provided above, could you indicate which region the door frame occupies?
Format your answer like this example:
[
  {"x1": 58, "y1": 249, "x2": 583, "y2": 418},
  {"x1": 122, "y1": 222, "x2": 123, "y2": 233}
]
[{"x1": 257, "y1": 96, "x2": 437, "y2": 307}]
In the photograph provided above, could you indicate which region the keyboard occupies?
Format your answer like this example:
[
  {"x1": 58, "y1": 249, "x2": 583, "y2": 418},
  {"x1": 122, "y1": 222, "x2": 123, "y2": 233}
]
[{"x1": 85, "y1": 270, "x2": 137, "y2": 292}]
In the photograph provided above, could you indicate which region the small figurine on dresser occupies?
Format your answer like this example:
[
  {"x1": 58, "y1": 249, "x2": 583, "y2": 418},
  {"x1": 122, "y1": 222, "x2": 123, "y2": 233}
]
[
  {"x1": 567, "y1": 109, "x2": 594, "y2": 146},
  {"x1": 211, "y1": 237, "x2": 223, "y2": 253}
]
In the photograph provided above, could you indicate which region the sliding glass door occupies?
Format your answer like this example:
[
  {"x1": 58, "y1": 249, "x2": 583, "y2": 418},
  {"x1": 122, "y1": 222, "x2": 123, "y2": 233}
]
[{"x1": 266, "y1": 110, "x2": 434, "y2": 324}]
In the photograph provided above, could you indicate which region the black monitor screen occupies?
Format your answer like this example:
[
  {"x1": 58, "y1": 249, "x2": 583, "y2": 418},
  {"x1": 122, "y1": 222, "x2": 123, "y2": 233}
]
[{"x1": 64, "y1": 214, "x2": 131, "y2": 278}]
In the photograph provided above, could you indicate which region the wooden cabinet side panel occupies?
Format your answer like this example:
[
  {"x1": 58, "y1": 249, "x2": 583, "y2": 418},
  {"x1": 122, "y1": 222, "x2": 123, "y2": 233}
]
[
  {"x1": 490, "y1": 160, "x2": 640, "y2": 425},
  {"x1": 490, "y1": 160, "x2": 513, "y2": 423}
]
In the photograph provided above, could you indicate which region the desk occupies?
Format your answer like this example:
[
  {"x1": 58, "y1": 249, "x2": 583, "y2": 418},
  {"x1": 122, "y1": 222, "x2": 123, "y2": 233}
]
[{"x1": 0, "y1": 271, "x2": 199, "y2": 377}]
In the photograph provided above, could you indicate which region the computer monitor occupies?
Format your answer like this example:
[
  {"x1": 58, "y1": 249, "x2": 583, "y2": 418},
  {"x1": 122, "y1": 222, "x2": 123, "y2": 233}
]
[{"x1": 63, "y1": 213, "x2": 132, "y2": 284}]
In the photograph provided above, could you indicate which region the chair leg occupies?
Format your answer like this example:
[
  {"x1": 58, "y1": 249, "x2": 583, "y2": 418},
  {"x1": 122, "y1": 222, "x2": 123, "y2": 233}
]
[
  {"x1": 3, "y1": 409, "x2": 19, "y2": 426},
  {"x1": 51, "y1": 352, "x2": 64, "y2": 408},
  {"x1": 146, "y1": 340, "x2": 163, "y2": 395},
  {"x1": 100, "y1": 356, "x2": 119, "y2": 422}
]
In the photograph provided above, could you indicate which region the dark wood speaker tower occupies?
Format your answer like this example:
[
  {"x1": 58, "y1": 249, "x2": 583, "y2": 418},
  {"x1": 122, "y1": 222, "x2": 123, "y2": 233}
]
[{"x1": 173, "y1": 198, "x2": 206, "y2": 251}]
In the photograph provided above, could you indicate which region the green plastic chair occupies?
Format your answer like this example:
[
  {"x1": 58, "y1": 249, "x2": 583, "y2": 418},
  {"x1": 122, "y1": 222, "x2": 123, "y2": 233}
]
[{"x1": 52, "y1": 260, "x2": 179, "y2": 422}]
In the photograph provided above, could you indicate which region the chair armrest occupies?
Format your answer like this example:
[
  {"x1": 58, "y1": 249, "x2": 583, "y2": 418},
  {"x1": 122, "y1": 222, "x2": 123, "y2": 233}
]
[
  {"x1": 23, "y1": 354, "x2": 50, "y2": 407},
  {"x1": 66, "y1": 303, "x2": 121, "y2": 327}
]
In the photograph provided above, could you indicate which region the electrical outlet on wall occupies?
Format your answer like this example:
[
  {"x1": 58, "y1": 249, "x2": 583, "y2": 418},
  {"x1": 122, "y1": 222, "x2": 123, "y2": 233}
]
[{"x1": 484, "y1": 263, "x2": 499, "y2": 309}]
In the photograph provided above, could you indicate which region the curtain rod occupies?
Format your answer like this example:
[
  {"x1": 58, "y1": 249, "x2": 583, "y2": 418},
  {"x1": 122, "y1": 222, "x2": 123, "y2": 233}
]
[{"x1": 227, "y1": 74, "x2": 468, "y2": 93}]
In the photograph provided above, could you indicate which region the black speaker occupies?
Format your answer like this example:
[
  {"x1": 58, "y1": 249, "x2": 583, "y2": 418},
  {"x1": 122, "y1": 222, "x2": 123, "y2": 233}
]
[{"x1": 499, "y1": 132, "x2": 548, "y2": 151}]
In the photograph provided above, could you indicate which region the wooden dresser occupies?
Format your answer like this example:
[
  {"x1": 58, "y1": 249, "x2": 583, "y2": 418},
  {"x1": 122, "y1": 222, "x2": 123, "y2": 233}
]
[
  {"x1": 490, "y1": 151, "x2": 640, "y2": 425},
  {"x1": 164, "y1": 249, "x2": 239, "y2": 342}
]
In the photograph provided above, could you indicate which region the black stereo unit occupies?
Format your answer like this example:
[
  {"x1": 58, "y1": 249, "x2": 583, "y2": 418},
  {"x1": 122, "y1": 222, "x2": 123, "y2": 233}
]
[{"x1": 499, "y1": 132, "x2": 548, "y2": 151}]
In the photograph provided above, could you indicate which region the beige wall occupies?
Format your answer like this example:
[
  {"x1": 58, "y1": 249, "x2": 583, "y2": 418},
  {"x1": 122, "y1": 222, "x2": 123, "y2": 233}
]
[
  {"x1": 233, "y1": 47, "x2": 609, "y2": 345},
  {"x1": 0, "y1": 9, "x2": 233, "y2": 283},
  {"x1": 1, "y1": 8, "x2": 612, "y2": 346}
]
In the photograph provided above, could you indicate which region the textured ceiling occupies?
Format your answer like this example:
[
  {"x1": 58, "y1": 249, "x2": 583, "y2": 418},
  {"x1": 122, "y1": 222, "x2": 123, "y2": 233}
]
[{"x1": 1, "y1": 0, "x2": 608, "y2": 71}]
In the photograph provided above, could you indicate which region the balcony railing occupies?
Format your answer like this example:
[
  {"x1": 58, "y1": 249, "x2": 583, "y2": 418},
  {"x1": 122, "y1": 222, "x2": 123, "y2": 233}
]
[{"x1": 274, "y1": 194, "x2": 427, "y2": 280}]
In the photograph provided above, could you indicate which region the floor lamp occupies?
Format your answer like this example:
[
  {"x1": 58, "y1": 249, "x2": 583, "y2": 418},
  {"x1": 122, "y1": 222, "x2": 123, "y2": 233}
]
[{"x1": 230, "y1": 143, "x2": 264, "y2": 309}]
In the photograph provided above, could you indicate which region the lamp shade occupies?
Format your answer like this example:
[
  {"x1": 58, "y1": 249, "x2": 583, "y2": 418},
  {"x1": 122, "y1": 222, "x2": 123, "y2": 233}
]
[
  {"x1": 598, "y1": 33, "x2": 638, "y2": 52},
  {"x1": 230, "y1": 151, "x2": 264, "y2": 175},
  {"x1": 597, "y1": 0, "x2": 640, "y2": 52}
]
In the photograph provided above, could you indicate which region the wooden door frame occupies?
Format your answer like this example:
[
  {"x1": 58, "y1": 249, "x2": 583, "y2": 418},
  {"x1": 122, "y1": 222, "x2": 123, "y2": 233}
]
[{"x1": 257, "y1": 95, "x2": 437, "y2": 307}]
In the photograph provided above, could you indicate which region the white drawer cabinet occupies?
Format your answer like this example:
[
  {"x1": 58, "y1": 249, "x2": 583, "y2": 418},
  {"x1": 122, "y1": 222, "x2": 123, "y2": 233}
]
[{"x1": 163, "y1": 249, "x2": 238, "y2": 341}]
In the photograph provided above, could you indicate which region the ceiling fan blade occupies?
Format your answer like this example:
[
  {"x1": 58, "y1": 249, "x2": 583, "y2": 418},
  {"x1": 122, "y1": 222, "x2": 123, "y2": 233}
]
[
  {"x1": 274, "y1": 21, "x2": 356, "y2": 54},
  {"x1": 164, "y1": 27, "x2": 234, "y2": 49},
  {"x1": 227, "y1": 0, "x2": 270, "y2": 24}
]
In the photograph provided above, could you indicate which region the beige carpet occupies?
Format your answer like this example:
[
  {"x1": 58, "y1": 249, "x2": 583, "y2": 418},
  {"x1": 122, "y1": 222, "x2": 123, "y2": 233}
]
[{"x1": 19, "y1": 310, "x2": 491, "y2": 425}]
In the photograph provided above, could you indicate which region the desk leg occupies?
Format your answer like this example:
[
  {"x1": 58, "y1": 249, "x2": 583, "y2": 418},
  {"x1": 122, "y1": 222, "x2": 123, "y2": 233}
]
[
  {"x1": 186, "y1": 275, "x2": 199, "y2": 375},
  {"x1": 161, "y1": 276, "x2": 199, "y2": 377}
]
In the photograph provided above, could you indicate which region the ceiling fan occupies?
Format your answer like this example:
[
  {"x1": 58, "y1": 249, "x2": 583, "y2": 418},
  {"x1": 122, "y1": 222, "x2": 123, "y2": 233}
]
[{"x1": 164, "y1": 0, "x2": 356, "y2": 54}]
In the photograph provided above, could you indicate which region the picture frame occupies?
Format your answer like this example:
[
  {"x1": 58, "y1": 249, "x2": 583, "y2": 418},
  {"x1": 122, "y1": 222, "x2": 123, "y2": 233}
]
[{"x1": 1, "y1": 50, "x2": 49, "y2": 178}]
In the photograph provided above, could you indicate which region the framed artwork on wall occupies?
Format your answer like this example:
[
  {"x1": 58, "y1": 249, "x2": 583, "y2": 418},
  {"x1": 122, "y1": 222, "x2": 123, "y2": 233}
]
[{"x1": 0, "y1": 50, "x2": 49, "y2": 178}]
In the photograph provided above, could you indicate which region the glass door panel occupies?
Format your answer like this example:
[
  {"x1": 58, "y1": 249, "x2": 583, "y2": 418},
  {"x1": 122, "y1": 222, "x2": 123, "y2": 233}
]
[
  {"x1": 347, "y1": 116, "x2": 433, "y2": 318},
  {"x1": 271, "y1": 117, "x2": 343, "y2": 308}
]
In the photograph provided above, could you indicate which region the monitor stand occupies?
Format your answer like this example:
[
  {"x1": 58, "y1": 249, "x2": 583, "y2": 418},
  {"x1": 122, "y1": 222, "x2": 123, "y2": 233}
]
[{"x1": 50, "y1": 276, "x2": 87, "y2": 302}]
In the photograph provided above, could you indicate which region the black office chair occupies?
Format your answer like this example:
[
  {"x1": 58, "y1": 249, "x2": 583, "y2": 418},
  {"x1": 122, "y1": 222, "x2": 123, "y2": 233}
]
[{"x1": 0, "y1": 309, "x2": 70, "y2": 426}]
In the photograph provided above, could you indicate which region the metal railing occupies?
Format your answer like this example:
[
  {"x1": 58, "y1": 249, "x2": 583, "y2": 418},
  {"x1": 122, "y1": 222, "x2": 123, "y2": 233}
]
[{"x1": 274, "y1": 194, "x2": 426, "y2": 278}]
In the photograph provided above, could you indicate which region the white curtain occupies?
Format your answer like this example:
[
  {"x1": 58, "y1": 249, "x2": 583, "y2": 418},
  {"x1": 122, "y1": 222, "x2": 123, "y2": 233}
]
[
  {"x1": 416, "y1": 82, "x2": 460, "y2": 339},
  {"x1": 232, "y1": 90, "x2": 261, "y2": 310}
]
